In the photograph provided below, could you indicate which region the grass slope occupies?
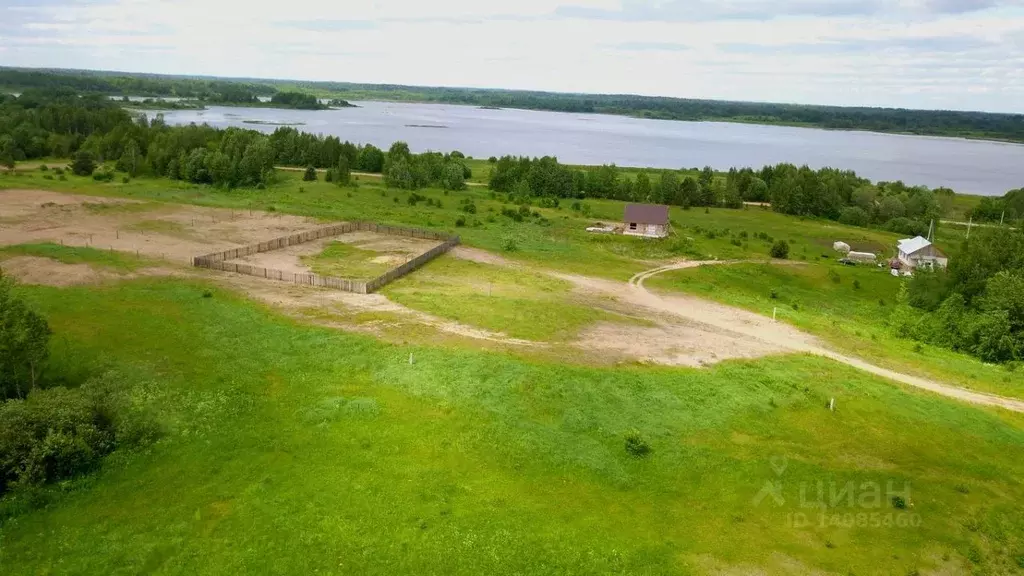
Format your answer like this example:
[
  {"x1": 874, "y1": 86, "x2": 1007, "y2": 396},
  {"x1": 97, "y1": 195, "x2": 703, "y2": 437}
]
[
  {"x1": 646, "y1": 262, "x2": 1024, "y2": 400},
  {"x1": 0, "y1": 278, "x2": 1022, "y2": 574}
]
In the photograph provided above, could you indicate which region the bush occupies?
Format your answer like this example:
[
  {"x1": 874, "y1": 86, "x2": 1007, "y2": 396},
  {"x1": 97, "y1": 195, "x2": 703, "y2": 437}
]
[
  {"x1": 58, "y1": 174, "x2": 67, "y2": 181},
  {"x1": 42, "y1": 174, "x2": 53, "y2": 180},
  {"x1": 501, "y1": 235, "x2": 518, "y2": 252},
  {"x1": 891, "y1": 495, "x2": 907, "y2": 509},
  {"x1": 838, "y1": 206, "x2": 870, "y2": 227},
  {"x1": 624, "y1": 430, "x2": 651, "y2": 457},
  {"x1": 828, "y1": 269, "x2": 841, "y2": 283},
  {"x1": 53, "y1": 167, "x2": 64, "y2": 175},
  {"x1": 0, "y1": 372, "x2": 158, "y2": 495},
  {"x1": 302, "y1": 166, "x2": 318, "y2": 181},
  {"x1": 71, "y1": 151, "x2": 96, "y2": 177},
  {"x1": 121, "y1": 176, "x2": 130, "y2": 184},
  {"x1": 92, "y1": 170, "x2": 114, "y2": 182},
  {"x1": 39, "y1": 165, "x2": 49, "y2": 172},
  {"x1": 853, "y1": 279, "x2": 861, "y2": 290},
  {"x1": 455, "y1": 217, "x2": 466, "y2": 227},
  {"x1": 770, "y1": 240, "x2": 790, "y2": 259}
]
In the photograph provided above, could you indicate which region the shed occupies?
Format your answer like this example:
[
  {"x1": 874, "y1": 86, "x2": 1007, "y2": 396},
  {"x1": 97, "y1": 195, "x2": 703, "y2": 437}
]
[
  {"x1": 897, "y1": 236, "x2": 948, "y2": 270},
  {"x1": 623, "y1": 204, "x2": 670, "y2": 238},
  {"x1": 833, "y1": 241, "x2": 851, "y2": 254}
]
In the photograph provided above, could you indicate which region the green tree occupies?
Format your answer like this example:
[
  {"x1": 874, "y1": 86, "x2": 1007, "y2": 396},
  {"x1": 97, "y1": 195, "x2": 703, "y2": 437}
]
[
  {"x1": 441, "y1": 160, "x2": 467, "y2": 191},
  {"x1": 0, "y1": 271, "x2": 50, "y2": 399},
  {"x1": 334, "y1": 156, "x2": 351, "y2": 187},
  {"x1": 678, "y1": 177, "x2": 699, "y2": 208},
  {"x1": 302, "y1": 166, "x2": 318, "y2": 182},
  {"x1": 356, "y1": 145, "x2": 385, "y2": 172},
  {"x1": 634, "y1": 171, "x2": 652, "y2": 202},
  {"x1": 770, "y1": 240, "x2": 790, "y2": 259},
  {"x1": 383, "y1": 156, "x2": 415, "y2": 189},
  {"x1": 116, "y1": 139, "x2": 141, "y2": 176},
  {"x1": 656, "y1": 172, "x2": 679, "y2": 205},
  {"x1": 71, "y1": 150, "x2": 97, "y2": 176}
]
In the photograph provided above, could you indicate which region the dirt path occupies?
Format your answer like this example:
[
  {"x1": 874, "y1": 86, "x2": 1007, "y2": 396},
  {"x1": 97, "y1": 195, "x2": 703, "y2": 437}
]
[{"x1": 627, "y1": 262, "x2": 1024, "y2": 413}]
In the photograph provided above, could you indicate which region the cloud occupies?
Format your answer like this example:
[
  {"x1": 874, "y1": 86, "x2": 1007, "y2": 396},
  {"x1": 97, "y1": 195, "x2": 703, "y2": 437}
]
[
  {"x1": 557, "y1": 0, "x2": 883, "y2": 22},
  {"x1": 276, "y1": 20, "x2": 377, "y2": 31},
  {"x1": 923, "y1": 0, "x2": 1002, "y2": 14},
  {"x1": 1, "y1": 0, "x2": 1023, "y2": 112},
  {"x1": 611, "y1": 41, "x2": 691, "y2": 51}
]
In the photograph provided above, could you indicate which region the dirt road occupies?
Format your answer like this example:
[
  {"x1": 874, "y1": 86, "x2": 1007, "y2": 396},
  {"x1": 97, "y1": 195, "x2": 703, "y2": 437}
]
[{"x1": 624, "y1": 262, "x2": 1024, "y2": 413}]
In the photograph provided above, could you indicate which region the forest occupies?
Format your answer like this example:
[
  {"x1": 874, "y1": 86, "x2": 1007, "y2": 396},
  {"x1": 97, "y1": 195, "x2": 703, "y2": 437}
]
[{"x1": 4, "y1": 67, "x2": 1024, "y2": 142}]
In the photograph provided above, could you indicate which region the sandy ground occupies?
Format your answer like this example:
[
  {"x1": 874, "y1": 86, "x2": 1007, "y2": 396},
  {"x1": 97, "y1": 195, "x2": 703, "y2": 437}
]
[
  {"x1": 3, "y1": 190, "x2": 1022, "y2": 412},
  {"x1": 0, "y1": 189, "x2": 319, "y2": 265}
]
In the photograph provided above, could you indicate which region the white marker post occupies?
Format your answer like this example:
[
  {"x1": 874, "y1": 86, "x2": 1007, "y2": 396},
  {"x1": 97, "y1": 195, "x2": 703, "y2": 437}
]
[{"x1": 773, "y1": 307, "x2": 777, "y2": 322}]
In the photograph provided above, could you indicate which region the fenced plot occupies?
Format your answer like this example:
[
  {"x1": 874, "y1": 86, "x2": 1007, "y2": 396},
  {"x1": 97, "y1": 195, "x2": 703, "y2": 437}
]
[{"x1": 192, "y1": 222, "x2": 459, "y2": 294}]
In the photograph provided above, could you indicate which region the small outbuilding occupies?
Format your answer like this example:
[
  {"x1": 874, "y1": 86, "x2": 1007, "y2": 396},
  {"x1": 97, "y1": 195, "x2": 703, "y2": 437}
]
[
  {"x1": 623, "y1": 204, "x2": 670, "y2": 238},
  {"x1": 897, "y1": 236, "x2": 948, "y2": 270}
]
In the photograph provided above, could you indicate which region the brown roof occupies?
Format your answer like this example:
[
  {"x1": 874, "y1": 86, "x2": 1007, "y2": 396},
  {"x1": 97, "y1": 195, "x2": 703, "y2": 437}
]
[{"x1": 624, "y1": 204, "x2": 669, "y2": 225}]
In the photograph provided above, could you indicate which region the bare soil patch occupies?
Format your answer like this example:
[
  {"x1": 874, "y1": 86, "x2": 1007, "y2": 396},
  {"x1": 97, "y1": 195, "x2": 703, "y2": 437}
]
[
  {"x1": 0, "y1": 256, "x2": 173, "y2": 287},
  {"x1": 0, "y1": 189, "x2": 318, "y2": 264}
]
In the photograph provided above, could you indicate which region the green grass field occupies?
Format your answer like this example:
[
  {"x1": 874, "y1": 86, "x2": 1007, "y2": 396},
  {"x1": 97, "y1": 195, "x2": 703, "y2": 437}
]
[
  {"x1": 2, "y1": 278, "x2": 1023, "y2": 574},
  {"x1": 2, "y1": 163, "x2": 1023, "y2": 574},
  {"x1": 302, "y1": 241, "x2": 397, "y2": 280}
]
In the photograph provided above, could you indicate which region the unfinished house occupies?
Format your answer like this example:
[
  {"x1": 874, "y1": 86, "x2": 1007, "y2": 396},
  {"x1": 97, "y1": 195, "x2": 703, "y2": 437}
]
[{"x1": 623, "y1": 204, "x2": 670, "y2": 238}]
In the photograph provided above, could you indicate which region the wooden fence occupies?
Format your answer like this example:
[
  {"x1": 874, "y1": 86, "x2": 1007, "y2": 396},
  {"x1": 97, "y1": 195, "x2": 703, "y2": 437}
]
[{"x1": 191, "y1": 221, "x2": 458, "y2": 294}]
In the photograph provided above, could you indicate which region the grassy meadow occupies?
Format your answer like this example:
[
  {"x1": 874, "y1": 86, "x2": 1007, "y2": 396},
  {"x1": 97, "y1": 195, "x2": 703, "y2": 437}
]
[
  {"x1": 1, "y1": 162, "x2": 1023, "y2": 574},
  {"x1": 1, "y1": 276, "x2": 1023, "y2": 575}
]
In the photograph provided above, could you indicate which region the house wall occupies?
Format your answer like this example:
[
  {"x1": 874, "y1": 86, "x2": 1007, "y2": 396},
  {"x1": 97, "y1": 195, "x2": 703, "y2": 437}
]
[{"x1": 623, "y1": 223, "x2": 667, "y2": 238}]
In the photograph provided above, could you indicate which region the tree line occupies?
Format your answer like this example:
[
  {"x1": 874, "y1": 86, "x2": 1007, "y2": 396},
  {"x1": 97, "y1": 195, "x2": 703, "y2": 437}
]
[
  {"x1": 0, "y1": 89, "x2": 1001, "y2": 240},
  {"x1": 896, "y1": 227, "x2": 1024, "y2": 363},
  {"x1": 487, "y1": 155, "x2": 957, "y2": 237},
  {"x1": 5, "y1": 68, "x2": 1024, "y2": 142}
]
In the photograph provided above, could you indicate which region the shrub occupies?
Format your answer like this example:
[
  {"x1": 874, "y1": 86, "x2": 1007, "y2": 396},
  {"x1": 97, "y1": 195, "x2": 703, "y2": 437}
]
[
  {"x1": 42, "y1": 174, "x2": 53, "y2": 180},
  {"x1": 461, "y1": 202, "x2": 477, "y2": 214},
  {"x1": 92, "y1": 170, "x2": 114, "y2": 182},
  {"x1": 53, "y1": 167, "x2": 64, "y2": 175},
  {"x1": 255, "y1": 182, "x2": 265, "y2": 190},
  {"x1": 121, "y1": 176, "x2": 130, "y2": 184},
  {"x1": 58, "y1": 174, "x2": 67, "y2": 181},
  {"x1": 302, "y1": 166, "x2": 318, "y2": 181},
  {"x1": 853, "y1": 279, "x2": 861, "y2": 290},
  {"x1": 71, "y1": 150, "x2": 96, "y2": 176},
  {"x1": 0, "y1": 372, "x2": 159, "y2": 495},
  {"x1": 770, "y1": 289, "x2": 778, "y2": 299},
  {"x1": 828, "y1": 269, "x2": 841, "y2": 283},
  {"x1": 624, "y1": 430, "x2": 651, "y2": 457},
  {"x1": 39, "y1": 165, "x2": 49, "y2": 172},
  {"x1": 770, "y1": 240, "x2": 790, "y2": 259},
  {"x1": 487, "y1": 156, "x2": 497, "y2": 163},
  {"x1": 501, "y1": 235, "x2": 518, "y2": 252},
  {"x1": 455, "y1": 217, "x2": 466, "y2": 227},
  {"x1": 891, "y1": 495, "x2": 907, "y2": 509}
]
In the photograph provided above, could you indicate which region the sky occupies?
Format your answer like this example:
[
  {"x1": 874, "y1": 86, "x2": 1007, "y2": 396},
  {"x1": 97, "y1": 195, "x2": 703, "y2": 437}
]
[{"x1": 2, "y1": 0, "x2": 1024, "y2": 112}]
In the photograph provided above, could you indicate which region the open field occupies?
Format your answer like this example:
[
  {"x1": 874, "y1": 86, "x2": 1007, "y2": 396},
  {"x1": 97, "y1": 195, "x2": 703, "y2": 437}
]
[
  {"x1": 2, "y1": 275, "x2": 1024, "y2": 574},
  {"x1": 2, "y1": 167, "x2": 1024, "y2": 574}
]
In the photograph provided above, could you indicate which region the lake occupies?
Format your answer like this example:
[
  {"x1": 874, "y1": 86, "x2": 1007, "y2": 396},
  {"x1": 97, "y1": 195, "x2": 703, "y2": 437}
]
[{"x1": 155, "y1": 101, "x2": 1024, "y2": 196}]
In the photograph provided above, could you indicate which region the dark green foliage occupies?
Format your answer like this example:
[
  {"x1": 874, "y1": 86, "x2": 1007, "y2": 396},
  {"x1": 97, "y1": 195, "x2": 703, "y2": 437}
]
[
  {"x1": 0, "y1": 273, "x2": 50, "y2": 401},
  {"x1": 71, "y1": 150, "x2": 96, "y2": 176},
  {"x1": 0, "y1": 372, "x2": 159, "y2": 496},
  {"x1": 334, "y1": 156, "x2": 351, "y2": 187},
  {"x1": 624, "y1": 430, "x2": 651, "y2": 457},
  {"x1": 455, "y1": 217, "x2": 466, "y2": 227},
  {"x1": 770, "y1": 240, "x2": 790, "y2": 259},
  {"x1": 900, "y1": 229, "x2": 1024, "y2": 363},
  {"x1": 302, "y1": 166, "x2": 318, "y2": 182},
  {"x1": 269, "y1": 91, "x2": 325, "y2": 110}
]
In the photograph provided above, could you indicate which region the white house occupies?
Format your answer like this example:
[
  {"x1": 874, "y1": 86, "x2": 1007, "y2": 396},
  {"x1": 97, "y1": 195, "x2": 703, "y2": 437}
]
[
  {"x1": 897, "y1": 236, "x2": 948, "y2": 270},
  {"x1": 623, "y1": 204, "x2": 670, "y2": 238}
]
